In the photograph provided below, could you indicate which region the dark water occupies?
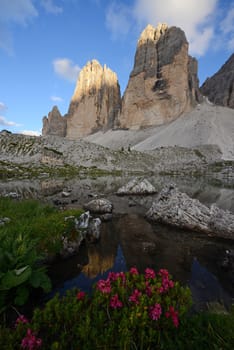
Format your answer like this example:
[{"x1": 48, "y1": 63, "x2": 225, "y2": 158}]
[
  {"x1": 1, "y1": 174, "x2": 234, "y2": 310},
  {"x1": 47, "y1": 213, "x2": 234, "y2": 310}
]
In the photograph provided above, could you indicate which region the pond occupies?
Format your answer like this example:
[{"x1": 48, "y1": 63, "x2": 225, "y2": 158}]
[{"x1": 1, "y1": 173, "x2": 234, "y2": 310}]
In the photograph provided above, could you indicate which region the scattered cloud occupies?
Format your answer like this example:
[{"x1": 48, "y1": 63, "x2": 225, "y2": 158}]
[
  {"x1": 220, "y1": 8, "x2": 234, "y2": 34},
  {"x1": 53, "y1": 58, "x2": 81, "y2": 82},
  {"x1": 219, "y1": 3, "x2": 234, "y2": 51},
  {"x1": 0, "y1": 116, "x2": 21, "y2": 127},
  {"x1": 132, "y1": 0, "x2": 218, "y2": 56},
  {"x1": 50, "y1": 95, "x2": 64, "y2": 103},
  {"x1": 106, "y1": 2, "x2": 132, "y2": 38},
  {"x1": 0, "y1": 102, "x2": 7, "y2": 112},
  {"x1": 20, "y1": 130, "x2": 41, "y2": 136},
  {"x1": 105, "y1": 0, "x2": 220, "y2": 56},
  {"x1": 41, "y1": 0, "x2": 63, "y2": 15},
  {"x1": 0, "y1": 0, "x2": 38, "y2": 54}
]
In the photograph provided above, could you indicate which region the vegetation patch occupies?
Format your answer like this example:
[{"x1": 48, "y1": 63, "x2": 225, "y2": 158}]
[
  {"x1": 0, "y1": 267, "x2": 233, "y2": 349},
  {"x1": 0, "y1": 197, "x2": 82, "y2": 314}
]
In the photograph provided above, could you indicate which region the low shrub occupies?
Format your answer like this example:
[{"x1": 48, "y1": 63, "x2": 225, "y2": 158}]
[{"x1": 0, "y1": 267, "x2": 194, "y2": 349}]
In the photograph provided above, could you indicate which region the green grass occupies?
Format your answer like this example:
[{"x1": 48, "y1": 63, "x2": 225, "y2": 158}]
[{"x1": 0, "y1": 197, "x2": 83, "y2": 256}]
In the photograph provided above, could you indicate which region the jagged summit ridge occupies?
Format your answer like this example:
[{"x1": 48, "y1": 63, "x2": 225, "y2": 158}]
[
  {"x1": 42, "y1": 23, "x2": 202, "y2": 137},
  {"x1": 201, "y1": 53, "x2": 234, "y2": 108},
  {"x1": 116, "y1": 23, "x2": 201, "y2": 129},
  {"x1": 42, "y1": 60, "x2": 121, "y2": 138},
  {"x1": 66, "y1": 59, "x2": 121, "y2": 138}
]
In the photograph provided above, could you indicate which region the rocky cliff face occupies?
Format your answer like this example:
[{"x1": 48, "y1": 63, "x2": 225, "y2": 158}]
[
  {"x1": 200, "y1": 53, "x2": 234, "y2": 108},
  {"x1": 42, "y1": 23, "x2": 202, "y2": 136},
  {"x1": 116, "y1": 24, "x2": 201, "y2": 129},
  {"x1": 66, "y1": 60, "x2": 121, "y2": 138},
  {"x1": 42, "y1": 106, "x2": 67, "y2": 137}
]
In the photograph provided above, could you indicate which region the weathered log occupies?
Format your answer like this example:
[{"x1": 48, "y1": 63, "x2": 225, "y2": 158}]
[{"x1": 146, "y1": 184, "x2": 234, "y2": 239}]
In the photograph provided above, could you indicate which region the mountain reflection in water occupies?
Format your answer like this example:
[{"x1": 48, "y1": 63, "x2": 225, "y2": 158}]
[
  {"x1": 48, "y1": 214, "x2": 234, "y2": 310},
  {"x1": 1, "y1": 173, "x2": 233, "y2": 309}
]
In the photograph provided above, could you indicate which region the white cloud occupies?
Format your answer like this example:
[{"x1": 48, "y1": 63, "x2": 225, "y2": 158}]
[
  {"x1": 220, "y1": 8, "x2": 234, "y2": 34},
  {"x1": 53, "y1": 58, "x2": 81, "y2": 82},
  {"x1": 41, "y1": 0, "x2": 63, "y2": 15},
  {"x1": 219, "y1": 4, "x2": 234, "y2": 51},
  {"x1": 0, "y1": 102, "x2": 7, "y2": 112},
  {"x1": 50, "y1": 95, "x2": 64, "y2": 102},
  {"x1": 132, "y1": 0, "x2": 218, "y2": 56},
  {"x1": 0, "y1": 0, "x2": 38, "y2": 24},
  {"x1": 0, "y1": 0, "x2": 38, "y2": 54},
  {"x1": 21, "y1": 130, "x2": 41, "y2": 136},
  {"x1": 106, "y1": 2, "x2": 132, "y2": 38},
  {"x1": 0, "y1": 116, "x2": 21, "y2": 127}
]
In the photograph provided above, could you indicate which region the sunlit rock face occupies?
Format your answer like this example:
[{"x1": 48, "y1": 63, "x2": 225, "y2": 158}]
[
  {"x1": 200, "y1": 53, "x2": 234, "y2": 108},
  {"x1": 66, "y1": 60, "x2": 121, "y2": 138},
  {"x1": 116, "y1": 23, "x2": 201, "y2": 130},
  {"x1": 42, "y1": 106, "x2": 66, "y2": 137}
]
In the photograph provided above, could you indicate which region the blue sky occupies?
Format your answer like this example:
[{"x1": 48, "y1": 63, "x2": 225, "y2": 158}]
[{"x1": 0, "y1": 0, "x2": 234, "y2": 135}]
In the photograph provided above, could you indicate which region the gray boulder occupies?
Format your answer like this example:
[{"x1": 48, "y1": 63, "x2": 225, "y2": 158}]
[
  {"x1": 117, "y1": 178, "x2": 156, "y2": 195},
  {"x1": 146, "y1": 184, "x2": 234, "y2": 239},
  {"x1": 84, "y1": 198, "x2": 113, "y2": 213}
]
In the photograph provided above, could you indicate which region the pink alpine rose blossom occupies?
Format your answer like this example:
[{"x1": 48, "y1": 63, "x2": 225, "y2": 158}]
[
  {"x1": 165, "y1": 306, "x2": 179, "y2": 327},
  {"x1": 21, "y1": 328, "x2": 42, "y2": 349},
  {"x1": 76, "y1": 291, "x2": 86, "y2": 301},
  {"x1": 130, "y1": 267, "x2": 139, "y2": 275},
  {"x1": 110, "y1": 294, "x2": 123, "y2": 309},
  {"x1": 96, "y1": 279, "x2": 111, "y2": 294},
  {"x1": 129, "y1": 289, "x2": 142, "y2": 304},
  {"x1": 15, "y1": 315, "x2": 29, "y2": 326},
  {"x1": 149, "y1": 303, "x2": 162, "y2": 321},
  {"x1": 145, "y1": 268, "x2": 156, "y2": 280}
]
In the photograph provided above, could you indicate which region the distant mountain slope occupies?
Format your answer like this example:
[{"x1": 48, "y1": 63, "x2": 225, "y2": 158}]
[
  {"x1": 200, "y1": 53, "x2": 234, "y2": 108},
  {"x1": 85, "y1": 100, "x2": 234, "y2": 160}
]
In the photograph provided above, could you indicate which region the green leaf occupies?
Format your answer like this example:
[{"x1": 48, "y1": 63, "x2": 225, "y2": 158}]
[
  {"x1": 14, "y1": 286, "x2": 29, "y2": 305},
  {"x1": 30, "y1": 269, "x2": 51, "y2": 292},
  {"x1": 0, "y1": 266, "x2": 32, "y2": 290},
  {"x1": 15, "y1": 266, "x2": 29, "y2": 276}
]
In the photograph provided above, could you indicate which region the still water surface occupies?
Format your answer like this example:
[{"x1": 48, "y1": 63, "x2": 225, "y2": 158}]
[{"x1": 1, "y1": 174, "x2": 234, "y2": 309}]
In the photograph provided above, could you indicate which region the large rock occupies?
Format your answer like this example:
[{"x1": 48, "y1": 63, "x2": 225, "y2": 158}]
[
  {"x1": 117, "y1": 178, "x2": 156, "y2": 195},
  {"x1": 66, "y1": 60, "x2": 121, "y2": 138},
  {"x1": 42, "y1": 106, "x2": 67, "y2": 137},
  {"x1": 200, "y1": 53, "x2": 234, "y2": 108},
  {"x1": 116, "y1": 23, "x2": 202, "y2": 130},
  {"x1": 146, "y1": 184, "x2": 234, "y2": 239},
  {"x1": 83, "y1": 198, "x2": 113, "y2": 214}
]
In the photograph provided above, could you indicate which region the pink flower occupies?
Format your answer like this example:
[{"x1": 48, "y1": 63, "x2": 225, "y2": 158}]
[
  {"x1": 158, "y1": 269, "x2": 169, "y2": 278},
  {"x1": 15, "y1": 315, "x2": 29, "y2": 327},
  {"x1": 165, "y1": 306, "x2": 179, "y2": 328},
  {"x1": 129, "y1": 289, "x2": 142, "y2": 304},
  {"x1": 115, "y1": 272, "x2": 126, "y2": 284},
  {"x1": 109, "y1": 294, "x2": 123, "y2": 309},
  {"x1": 157, "y1": 269, "x2": 174, "y2": 293},
  {"x1": 96, "y1": 279, "x2": 111, "y2": 294},
  {"x1": 145, "y1": 268, "x2": 156, "y2": 280},
  {"x1": 108, "y1": 271, "x2": 118, "y2": 282},
  {"x1": 21, "y1": 329, "x2": 42, "y2": 349},
  {"x1": 76, "y1": 291, "x2": 86, "y2": 301},
  {"x1": 145, "y1": 281, "x2": 152, "y2": 297},
  {"x1": 130, "y1": 267, "x2": 139, "y2": 275},
  {"x1": 149, "y1": 303, "x2": 162, "y2": 321}
]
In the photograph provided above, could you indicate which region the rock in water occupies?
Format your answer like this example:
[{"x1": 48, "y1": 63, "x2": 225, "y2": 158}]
[
  {"x1": 146, "y1": 184, "x2": 234, "y2": 239},
  {"x1": 116, "y1": 23, "x2": 202, "y2": 130},
  {"x1": 201, "y1": 53, "x2": 234, "y2": 108},
  {"x1": 117, "y1": 178, "x2": 156, "y2": 195},
  {"x1": 66, "y1": 60, "x2": 121, "y2": 138},
  {"x1": 84, "y1": 198, "x2": 113, "y2": 214}
]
